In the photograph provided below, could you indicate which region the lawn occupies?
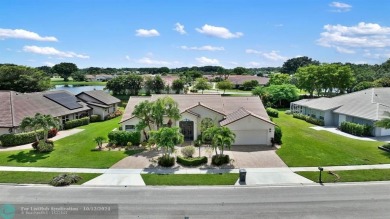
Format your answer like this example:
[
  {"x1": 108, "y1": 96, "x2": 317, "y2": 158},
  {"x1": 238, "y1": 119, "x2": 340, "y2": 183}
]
[
  {"x1": 142, "y1": 173, "x2": 239, "y2": 185},
  {"x1": 0, "y1": 171, "x2": 100, "y2": 185},
  {"x1": 275, "y1": 111, "x2": 390, "y2": 167},
  {"x1": 0, "y1": 117, "x2": 142, "y2": 168},
  {"x1": 297, "y1": 169, "x2": 390, "y2": 183}
]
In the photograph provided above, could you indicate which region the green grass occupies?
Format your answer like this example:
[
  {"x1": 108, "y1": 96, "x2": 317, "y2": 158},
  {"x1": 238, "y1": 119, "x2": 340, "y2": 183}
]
[
  {"x1": 0, "y1": 117, "x2": 143, "y2": 168},
  {"x1": 142, "y1": 173, "x2": 239, "y2": 185},
  {"x1": 0, "y1": 171, "x2": 100, "y2": 184},
  {"x1": 297, "y1": 169, "x2": 390, "y2": 183},
  {"x1": 275, "y1": 111, "x2": 390, "y2": 167}
]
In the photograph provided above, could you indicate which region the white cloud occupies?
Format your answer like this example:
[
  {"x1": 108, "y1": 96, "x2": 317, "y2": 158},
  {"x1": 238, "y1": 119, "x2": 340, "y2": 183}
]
[
  {"x1": 196, "y1": 24, "x2": 243, "y2": 39},
  {"x1": 317, "y1": 22, "x2": 390, "y2": 57},
  {"x1": 135, "y1": 29, "x2": 160, "y2": 37},
  {"x1": 43, "y1": 61, "x2": 55, "y2": 67},
  {"x1": 23, "y1": 45, "x2": 89, "y2": 59},
  {"x1": 137, "y1": 57, "x2": 171, "y2": 66},
  {"x1": 329, "y1": 2, "x2": 352, "y2": 12},
  {"x1": 247, "y1": 61, "x2": 261, "y2": 67},
  {"x1": 195, "y1": 56, "x2": 220, "y2": 65},
  {"x1": 0, "y1": 28, "x2": 58, "y2": 41},
  {"x1": 180, "y1": 45, "x2": 225, "y2": 51},
  {"x1": 174, "y1": 23, "x2": 186, "y2": 34},
  {"x1": 246, "y1": 49, "x2": 287, "y2": 61},
  {"x1": 335, "y1": 46, "x2": 355, "y2": 54},
  {"x1": 125, "y1": 55, "x2": 131, "y2": 61}
]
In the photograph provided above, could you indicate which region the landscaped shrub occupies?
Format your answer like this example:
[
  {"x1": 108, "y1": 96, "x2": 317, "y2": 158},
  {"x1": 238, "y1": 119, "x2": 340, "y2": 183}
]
[
  {"x1": 293, "y1": 113, "x2": 324, "y2": 126},
  {"x1": 64, "y1": 117, "x2": 90, "y2": 130},
  {"x1": 285, "y1": 110, "x2": 292, "y2": 115},
  {"x1": 48, "y1": 128, "x2": 58, "y2": 138},
  {"x1": 266, "y1": 107, "x2": 279, "y2": 118},
  {"x1": 108, "y1": 131, "x2": 141, "y2": 146},
  {"x1": 104, "y1": 110, "x2": 123, "y2": 120},
  {"x1": 0, "y1": 130, "x2": 46, "y2": 147},
  {"x1": 340, "y1": 121, "x2": 373, "y2": 137},
  {"x1": 49, "y1": 173, "x2": 82, "y2": 186},
  {"x1": 36, "y1": 140, "x2": 54, "y2": 152},
  {"x1": 212, "y1": 154, "x2": 230, "y2": 166},
  {"x1": 90, "y1": 114, "x2": 102, "y2": 123},
  {"x1": 273, "y1": 126, "x2": 282, "y2": 145},
  {"x1": 177, "y1": 156, "x2": 208, "y2": 166},
  {"x1": 158, "y1": 155, "x2": 175, "y2": 167},
  {"x1": 181, "y1": 146, "x2": 195, "y2": 157}
]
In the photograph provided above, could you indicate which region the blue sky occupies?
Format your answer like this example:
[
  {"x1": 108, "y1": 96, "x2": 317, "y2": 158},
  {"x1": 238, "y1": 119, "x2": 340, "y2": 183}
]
[{"x1": 1, "y1": 0, "x2": 389, "y2": 68}]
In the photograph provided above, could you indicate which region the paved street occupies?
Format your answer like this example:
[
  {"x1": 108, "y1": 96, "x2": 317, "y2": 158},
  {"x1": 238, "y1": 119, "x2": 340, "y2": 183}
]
[{"x1": 0, "y1": 183, "x2": 389, "y2": 218}]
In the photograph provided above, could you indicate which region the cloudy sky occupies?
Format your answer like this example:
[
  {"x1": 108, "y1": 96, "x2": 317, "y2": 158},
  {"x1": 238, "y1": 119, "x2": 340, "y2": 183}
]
[{"x1": 1, "y1": 0, "x2": 389, "y2": 68}]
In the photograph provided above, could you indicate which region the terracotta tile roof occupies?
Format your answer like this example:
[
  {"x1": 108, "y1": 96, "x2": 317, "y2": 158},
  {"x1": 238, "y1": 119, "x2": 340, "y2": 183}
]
[
  {"x1": 220, "y1": 107, "x2": 274, "y2": 126},
  {"x1": 0, "y1": 90, "x2": 91, "y2": 128},
  {"x1": 120, "y1": 94, "x2": 272, "y2": 124},
  {"x1": 0, "y1": 91, "x2": 13, "y2": 127},
  {"x1": 77, "y1": 90, "x2": 120, "y2": 105}
]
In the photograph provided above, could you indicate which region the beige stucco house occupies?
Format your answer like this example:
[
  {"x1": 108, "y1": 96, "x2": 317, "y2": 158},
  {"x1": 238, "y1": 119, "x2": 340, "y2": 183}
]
[{"x1": 120, "y1": 94, "x2": 275, "y2": 145}]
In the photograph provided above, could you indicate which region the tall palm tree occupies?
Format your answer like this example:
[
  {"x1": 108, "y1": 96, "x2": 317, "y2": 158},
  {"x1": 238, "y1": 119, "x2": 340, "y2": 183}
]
[{"x1": 20, "y1": 113, "x2": 59, "y2": 142}]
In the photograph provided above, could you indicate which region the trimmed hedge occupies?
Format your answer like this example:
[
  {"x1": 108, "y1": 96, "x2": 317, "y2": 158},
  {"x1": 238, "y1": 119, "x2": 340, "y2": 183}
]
[
  {"x1": 90, "y1": 114, "x2": 102, "y2": 123},
  {"x1": 273, "y1": 126, "x2": 282, "y2": 145},
  {"x1": 108, "y1": 131, "x2": 141, "y2": 146},
  {"x1": 293, "y1": 113, "x2": 324, "y2": 126},
  {"x1": 177, "y1": 156, "x2": 208, "y2": 167},
  {"x1": 266, "y1": 107, "x2": 279, "y2": 118},
  {"x1": 158, "y1": 155, "x2": 175, "y2": 167},
  {"x1": 340, "y1": 121, "x2": 373, "y2": 137},
  {"x1": 0, "y1": 128, "x2": 57, "y2": 147},
  {"x1": 64, "y1": 117, "x2": 90, "y2": 130},
  {"x1": 212, "y1": 154, "x2": 230, "y2": 166}
]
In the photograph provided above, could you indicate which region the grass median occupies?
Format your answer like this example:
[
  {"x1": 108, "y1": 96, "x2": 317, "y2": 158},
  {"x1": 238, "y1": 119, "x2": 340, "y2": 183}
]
[
  {"x1": 297, "y1": 169, "x2": 390, "y2": 183},
  {"x1": 142, "y1": 173, "x2": 239, "y2": 186},
  {"x1": 0, "y1": 171, "x2": 101, "y2": 185}
]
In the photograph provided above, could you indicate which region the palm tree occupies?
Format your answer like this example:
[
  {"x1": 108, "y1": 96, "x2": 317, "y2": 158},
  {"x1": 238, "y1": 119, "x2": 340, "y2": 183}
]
[
  {"x1": 202, "y1": 126, "x2": 235, "y2": 156},
  {"x1": 94, "y1": 136, "x2": 106, "y2": 150},
  {"x1": 150, "y1": 127, "x2": 184, "y2": 158},
  {"x1": 20, "y1": 113, "x2": 59, "y2": 142},
  {"x1": 20, "y1": 116, "x2": 41, "y2": 142}
]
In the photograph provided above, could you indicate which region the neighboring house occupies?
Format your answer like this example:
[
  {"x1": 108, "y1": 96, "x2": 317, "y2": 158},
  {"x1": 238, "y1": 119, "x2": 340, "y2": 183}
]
[
  {"x1": 76, "y1": 90, "x2": 121, "y2": 119},
  {"x1": 205, "y1": 75, "x2": 269, "y2": 87},
  {"x1": 290, "y1": 88, "x2": 390, "y2": 136},
  {"x1": 85, "y1": 74, "x2": 96, "y2": 81},
  {"x1": 0, "y1": 90, "x2": 91, "y2": 135},
  {"x1": 120, "y1": 94, "x2": 275, "y2": 145},
  {"x1": 85, "y1": 74, "x2": 116, "y2": 82}
]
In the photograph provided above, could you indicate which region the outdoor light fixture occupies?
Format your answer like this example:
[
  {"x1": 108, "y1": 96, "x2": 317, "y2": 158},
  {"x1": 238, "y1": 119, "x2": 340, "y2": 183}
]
[{"x1": 318, "y1": 167, "x2": 324, "y2": 184}]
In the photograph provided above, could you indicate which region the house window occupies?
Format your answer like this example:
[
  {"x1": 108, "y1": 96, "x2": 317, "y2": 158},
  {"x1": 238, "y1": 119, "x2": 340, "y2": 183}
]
[
  {"x1": 319, "y1": 116, "x2": 324, "y2": 120},
  {"x1": 125, "y1": 125, "x2": 135, "y2": 130},
  {"x1": 62, "y1": 115, "x2": 69, "y2": 124}
]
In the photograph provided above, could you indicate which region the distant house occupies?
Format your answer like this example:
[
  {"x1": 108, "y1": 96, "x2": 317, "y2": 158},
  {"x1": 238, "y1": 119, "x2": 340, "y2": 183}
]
[
  {"x1": 205, "y1": 75, "x2": 269, "y2": 87},
  {"x1": 76, "y1": 90, "x2": 121, "y2": 119},
  {"x1": 290, "y1": 88, "x2": 390, "y2": 136},
  {"x1": 85, "y1": 74, "x2": 115, "y2": 82},
  {"x1": 0, "y1": 90, "x2": 91, "y2": 135},
  {"x1": 120, "y1": 94, "x2": 275, "y2": 145}
]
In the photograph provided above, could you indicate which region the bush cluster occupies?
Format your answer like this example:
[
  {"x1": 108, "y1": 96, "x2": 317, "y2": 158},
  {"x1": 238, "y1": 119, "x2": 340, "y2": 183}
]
[
  {"x1": 49, "y1": 173, "x2": 81, "y2": 187},
  {"x1": 64, "y1": 117, "x2": 90, "y2": 130},
  {"x1": 340, "y1": 121, "x2": 373, "y2": 137},
  {"x1": 0, "y1": 128, "x2": 57, "y2": 147},
  {"x1": 105, "y1": 110, "x2": 123, "y2": 120},
  {"x1": 272, "y1": 126, "x2": 282, "y2": 145},
  {"x1": 266, "y1": 107, "x2": 279, "y2": 118},
  {"x1": 108, "y1": 131, "x2": 141, "y2": 146},
  {"x1": 177, "y1": 156, "x2": 208, "y2": 166},
  {"x1": 293, "y1": 113, "x2": 324, "y2": 126},
  {"x1": 211, "y1": 154, "x2": 230, "y2": 166},
  {"x1": 90, "y1": 114, "x2": 102, "y2": 123},
  {"x1": 181, "y1": 146, "x2": 195, "y2": 157},
  {"x1": 32, "y1": 140, "x2": 54, "y2": 152},
  {"x1": 382, "y1": 143, "x2": 390, "y2": 150},
  {"x1": 158, "y1": 155, "x2": 175, "y2": 167}
]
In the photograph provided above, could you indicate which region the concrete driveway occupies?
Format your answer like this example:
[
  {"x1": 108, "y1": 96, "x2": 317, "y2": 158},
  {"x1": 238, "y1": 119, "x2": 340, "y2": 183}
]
[{"x1": 228, "y1": 145, "x2": 287, "y2": 168}]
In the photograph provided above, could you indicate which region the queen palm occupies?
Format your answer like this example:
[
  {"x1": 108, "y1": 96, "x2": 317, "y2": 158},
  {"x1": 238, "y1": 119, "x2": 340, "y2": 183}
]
[
  {"x1": 20, "y1": 113, "x2": 59, "y2": 142},
  {"x1": 202, "y1": 126, "x2": 235, "y2": 156}
]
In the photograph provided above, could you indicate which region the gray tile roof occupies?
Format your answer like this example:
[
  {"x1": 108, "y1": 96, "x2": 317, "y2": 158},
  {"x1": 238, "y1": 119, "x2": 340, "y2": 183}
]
[
  {"x1": 120, "y1": 94, "x2": 273, "y2": 124},
  {"x1": 0, "y1": 90, "x2": 91, "y2": 128},
  {"x1": 0, "y1": 91, "x2": 13, "y2": 127},
  {"x1": 292, "y1": 88, "x2": 390, "y2": 121},
  {"x1": 77, "y1": 90, "x2": 120, "y2": 105}
]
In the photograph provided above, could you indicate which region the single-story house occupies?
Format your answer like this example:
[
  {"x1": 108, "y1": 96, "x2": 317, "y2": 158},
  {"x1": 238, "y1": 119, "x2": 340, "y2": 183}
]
[
  {"x1": 120, "y1": 94, "x2": 275, "y2": 145},
  {"x1": 290, "y1": 88, "x2": 390, "y2": 136},
  {"x1": 76, "y1": 90, "x2": 121, "y2": 119},
  {"x1": 205, "y1": 75, "x2": 269, "y2": 87},
  {"x1": 0, "y1": 90, "x2": 91, "y2": 135},
  {"x1": 85, "y1": 74, "x2": 116, "y2": 82}
]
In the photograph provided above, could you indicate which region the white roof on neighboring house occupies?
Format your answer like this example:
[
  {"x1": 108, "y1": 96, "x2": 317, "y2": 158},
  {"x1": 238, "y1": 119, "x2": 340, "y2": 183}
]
[{"x1": 292, "y1": 88, "x2": 390, "y2": 121}]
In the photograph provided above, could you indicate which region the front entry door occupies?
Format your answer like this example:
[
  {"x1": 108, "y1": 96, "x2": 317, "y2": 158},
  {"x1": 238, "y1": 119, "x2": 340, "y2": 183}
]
[{"x1": 179, "y1": 121, "x2": 194, "y2": 141}]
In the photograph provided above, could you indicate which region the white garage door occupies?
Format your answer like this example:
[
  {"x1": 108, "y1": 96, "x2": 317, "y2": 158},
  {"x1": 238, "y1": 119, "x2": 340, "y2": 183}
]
[{"x1": 233, "y1": 130, "x2": 268, "y2": 145}]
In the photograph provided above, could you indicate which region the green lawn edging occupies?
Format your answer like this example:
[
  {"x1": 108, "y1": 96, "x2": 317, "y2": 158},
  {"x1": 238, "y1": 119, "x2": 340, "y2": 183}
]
[
  {"x1": 0, "y1": 171, "x2": 100, "y2": 185},
  {"x1": 141, "y1": 173, "x2": 238, "y2": 185},
  {"x1": 297, "y1": 169, "x2": 390, "y2": 183}
]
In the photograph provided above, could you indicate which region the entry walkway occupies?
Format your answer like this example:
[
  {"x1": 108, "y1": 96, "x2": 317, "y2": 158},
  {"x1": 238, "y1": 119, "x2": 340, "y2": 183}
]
[{"x1": 2, "y1": 164, "x2": 390, "y2": 186}]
